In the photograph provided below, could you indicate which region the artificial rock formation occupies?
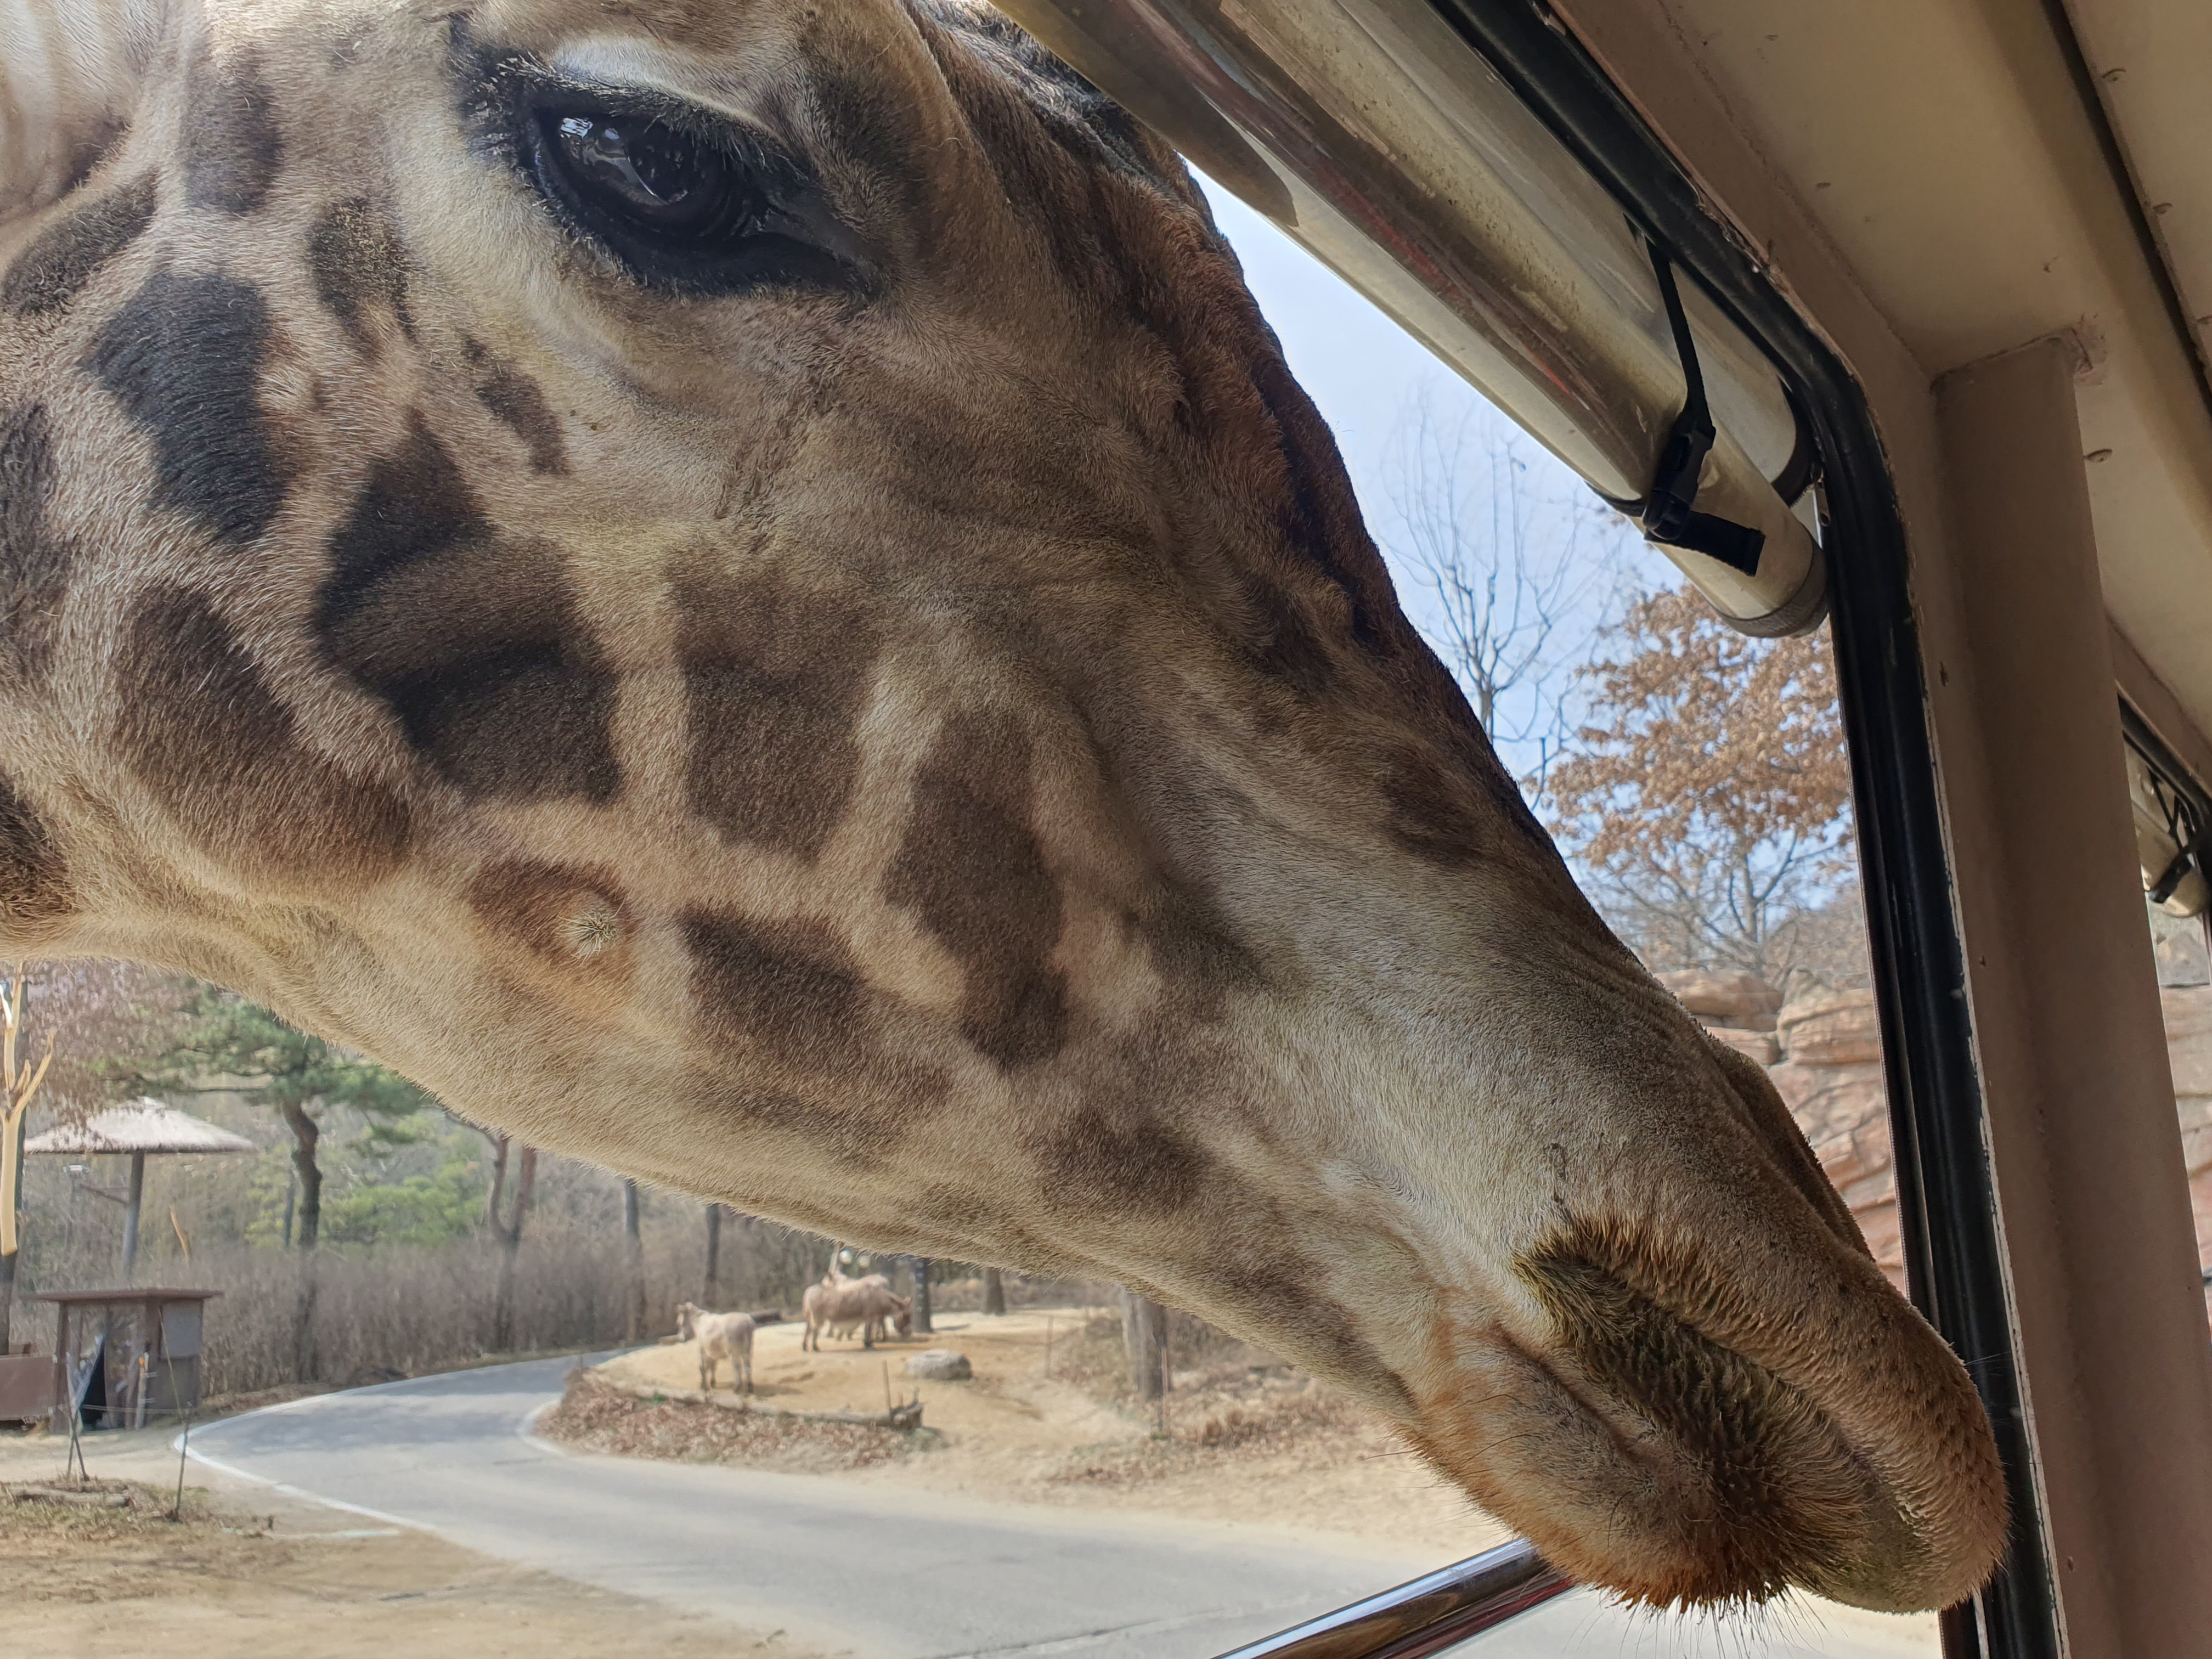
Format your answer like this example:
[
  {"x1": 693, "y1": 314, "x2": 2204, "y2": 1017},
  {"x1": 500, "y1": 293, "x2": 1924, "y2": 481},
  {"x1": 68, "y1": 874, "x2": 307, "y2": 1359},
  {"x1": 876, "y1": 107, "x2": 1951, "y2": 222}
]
[
  {"x1": 1767, "y1": 991, "x2": 1903, "y2": 1288},
  {"x1": 1656, "y1": 968, "x2": 1785, "y2": 1065},
  {"x1": 1665, "y1": 971, "x2": 2212, "y2": 1306}
]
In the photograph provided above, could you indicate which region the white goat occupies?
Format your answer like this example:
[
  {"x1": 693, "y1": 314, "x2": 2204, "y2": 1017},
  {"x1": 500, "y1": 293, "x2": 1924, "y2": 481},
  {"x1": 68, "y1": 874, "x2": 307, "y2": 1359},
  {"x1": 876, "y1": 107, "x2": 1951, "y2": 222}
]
[{"x1": 675, "y1": 1302, "x2": 756, "y2": 1393}]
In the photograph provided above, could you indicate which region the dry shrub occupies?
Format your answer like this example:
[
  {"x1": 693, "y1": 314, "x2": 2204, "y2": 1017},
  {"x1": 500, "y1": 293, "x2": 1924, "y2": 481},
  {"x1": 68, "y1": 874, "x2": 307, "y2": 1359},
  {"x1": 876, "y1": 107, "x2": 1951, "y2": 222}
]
[
  {"x1": 1052, "y1": 1344, "x2": 1385, "y2": 1487},
  {"x1": 9, "y1": 1211, "x2": 835, "y2": 1397},
  {"x1": 929, "y1": 1274, "x2": 1108, "y2": 1312},
  {"x1": 196, "y1": 1217, "x2": 690, "y2": 1393},
  {"x1": 1186, "y1": 1378, "x2": 1363, "y2": 1452},
  {"x1": 540, "y1": 1369, "x2": 924, "y2": 1472},
  {"x1": 1040, "y1": 1312, "x2": 1138, "y2": 1396}
]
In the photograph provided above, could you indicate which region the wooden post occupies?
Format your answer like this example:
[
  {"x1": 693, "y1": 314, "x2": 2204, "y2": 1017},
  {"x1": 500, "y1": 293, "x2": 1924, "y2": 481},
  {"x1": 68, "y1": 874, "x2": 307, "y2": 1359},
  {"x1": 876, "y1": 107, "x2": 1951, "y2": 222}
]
[
  {"x1": 120, "y1": 1150, "x2": 146, "y2": 1284},
  {"x1": 982, "y1": 1266, "x2": 1006, "y2": 1316}
]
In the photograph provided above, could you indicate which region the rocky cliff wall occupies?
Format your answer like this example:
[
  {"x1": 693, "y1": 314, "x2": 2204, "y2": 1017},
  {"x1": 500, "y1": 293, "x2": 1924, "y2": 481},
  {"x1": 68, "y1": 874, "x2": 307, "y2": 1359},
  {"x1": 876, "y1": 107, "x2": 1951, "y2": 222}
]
[{"x1": 1660, "y1": 970, "x2": 2212, "y2": 1317}]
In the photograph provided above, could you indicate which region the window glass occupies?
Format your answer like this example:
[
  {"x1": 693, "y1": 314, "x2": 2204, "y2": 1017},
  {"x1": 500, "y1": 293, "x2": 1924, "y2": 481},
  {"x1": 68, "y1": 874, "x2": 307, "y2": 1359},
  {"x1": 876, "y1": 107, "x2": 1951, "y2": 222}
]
[{"x1": 1206, "y1": 184, "x2": 1939, "y2": 1659}]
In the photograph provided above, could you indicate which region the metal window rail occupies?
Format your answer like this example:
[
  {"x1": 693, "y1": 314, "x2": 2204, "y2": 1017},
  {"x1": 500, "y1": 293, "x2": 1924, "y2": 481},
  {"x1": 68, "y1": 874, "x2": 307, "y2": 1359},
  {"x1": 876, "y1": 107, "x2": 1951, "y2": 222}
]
[{"x1": 1212, "y1": 1541, "x2": 1572, "y2": 1659}]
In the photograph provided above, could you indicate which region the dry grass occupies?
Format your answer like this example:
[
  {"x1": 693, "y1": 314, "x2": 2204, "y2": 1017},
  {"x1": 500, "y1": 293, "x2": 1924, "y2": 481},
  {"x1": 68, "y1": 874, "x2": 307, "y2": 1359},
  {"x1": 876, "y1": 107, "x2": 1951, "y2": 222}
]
[
  {"x1": 538, "y1": 1369, "x2": 938, "y2": 1474},
  {"x1": 9, "y1": 1220, "x2": 834, "y2": 1397},
  {"x1": 3, "y1": 1477, "x2": 230, "y2": 1598}
]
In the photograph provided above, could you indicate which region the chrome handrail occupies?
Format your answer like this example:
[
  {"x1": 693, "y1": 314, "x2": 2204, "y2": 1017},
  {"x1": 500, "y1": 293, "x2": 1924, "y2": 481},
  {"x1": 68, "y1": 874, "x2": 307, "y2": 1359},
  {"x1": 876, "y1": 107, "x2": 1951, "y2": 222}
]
[{"x1": 1213, "y1": 1540, "x2": 1573, "y2": 1659}]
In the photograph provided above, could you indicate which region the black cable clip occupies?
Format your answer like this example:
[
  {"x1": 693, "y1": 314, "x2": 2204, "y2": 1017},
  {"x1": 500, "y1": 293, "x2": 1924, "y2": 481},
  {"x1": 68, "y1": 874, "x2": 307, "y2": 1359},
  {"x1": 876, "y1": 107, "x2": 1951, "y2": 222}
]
[
  {"x1": 1640, "y1": 241, "x2": 1766, "y2": 578},
  {"x1": 2147, "y1": 780, "x2": 2205, "y2": 907}
]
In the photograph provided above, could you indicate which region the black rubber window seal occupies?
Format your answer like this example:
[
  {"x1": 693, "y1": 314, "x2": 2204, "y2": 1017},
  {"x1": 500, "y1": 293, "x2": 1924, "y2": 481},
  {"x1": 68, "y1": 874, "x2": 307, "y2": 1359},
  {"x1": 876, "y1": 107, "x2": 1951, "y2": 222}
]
[{"x1": 1411, "y1": 3, "x2": 2063, "y2": 1654}]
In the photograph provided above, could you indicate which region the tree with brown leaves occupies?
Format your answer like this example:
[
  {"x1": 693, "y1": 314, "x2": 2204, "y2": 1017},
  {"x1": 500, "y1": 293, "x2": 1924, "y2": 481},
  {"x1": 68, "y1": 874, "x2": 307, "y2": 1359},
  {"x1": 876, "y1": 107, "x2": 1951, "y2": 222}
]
[{"x1": 1544, "y1": 586, "x2": 1859, "y2": 983}]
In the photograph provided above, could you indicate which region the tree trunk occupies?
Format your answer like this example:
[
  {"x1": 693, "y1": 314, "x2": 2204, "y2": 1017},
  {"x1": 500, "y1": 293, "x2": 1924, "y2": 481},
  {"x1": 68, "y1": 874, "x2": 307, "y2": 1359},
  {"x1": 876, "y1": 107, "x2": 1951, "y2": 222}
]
[
  {"x1": 1121, "y1": 1288, "x2": 1167, "y2": 1402},
  {"x1": 120, "y1": 1150, "x2": 145, "y2": 1283},
  {"x1": 484, "y1": 1135, "x2": 536, "y2": 1354},
  {"x1": 703, "y1": 1203, "x2": 723, "y2": 1301},
  {"x1": 909, "y1": 1256, "x2": 933, "y2": 1335},
  {"x1": 492, "y1": 1235, "x2": 521, "y2": 1354},
  {"x1": 293, "y1": 1250, "x2": 319, "y2": 1381},
  {"x1": 621, "y1": 1178, "x2": 645, "y2": 1342},
  {"x1": 1, "y1": 975, "x2": 52, "y2": 1356},
  {"x1": 275, "y1": 1102, "x2": 323, "y2": 1380},
  {"x1": 982, "y1": 1266, "x2": 1006, "y2": 1316},
  {"x1": 278, "y1": 1100, "x2": 322, "y2": 1252}
]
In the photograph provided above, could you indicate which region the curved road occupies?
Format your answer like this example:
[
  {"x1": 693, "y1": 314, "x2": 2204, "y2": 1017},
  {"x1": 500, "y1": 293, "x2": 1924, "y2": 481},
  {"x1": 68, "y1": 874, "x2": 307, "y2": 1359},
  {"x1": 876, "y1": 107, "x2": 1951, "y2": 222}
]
[
  {"x1": 182, "y1": 1357, "x2": 1937, "y2": 1659},
  {"x1": 182, "y1": 1355, "x2": 1432, "y2": 1659}
]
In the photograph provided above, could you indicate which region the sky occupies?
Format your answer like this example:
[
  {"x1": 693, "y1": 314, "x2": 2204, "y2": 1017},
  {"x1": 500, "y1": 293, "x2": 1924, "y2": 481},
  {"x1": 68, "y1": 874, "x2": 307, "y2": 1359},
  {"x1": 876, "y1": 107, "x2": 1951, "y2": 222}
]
[{"x1": 1192, "y1": 179, "x2": 1674, "y2": 785}]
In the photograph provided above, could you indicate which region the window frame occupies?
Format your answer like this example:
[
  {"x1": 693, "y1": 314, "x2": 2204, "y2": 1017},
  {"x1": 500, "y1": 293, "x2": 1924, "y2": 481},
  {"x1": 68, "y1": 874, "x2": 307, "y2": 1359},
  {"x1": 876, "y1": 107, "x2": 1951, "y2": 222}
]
[{"x1": 1399, "y1": 5, "x2": 2059, "y2": 1652}]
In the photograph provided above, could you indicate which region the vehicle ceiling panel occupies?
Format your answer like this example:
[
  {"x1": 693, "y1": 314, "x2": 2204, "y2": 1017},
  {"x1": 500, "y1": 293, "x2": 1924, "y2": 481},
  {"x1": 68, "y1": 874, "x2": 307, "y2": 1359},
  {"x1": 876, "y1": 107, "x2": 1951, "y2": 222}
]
[
  {"x1": 1577, "y1": 0, "x2": 2212, "y2": 751},
  {"x1": 2063, "y1": 0, "x2": 2212, "y2": 386}
]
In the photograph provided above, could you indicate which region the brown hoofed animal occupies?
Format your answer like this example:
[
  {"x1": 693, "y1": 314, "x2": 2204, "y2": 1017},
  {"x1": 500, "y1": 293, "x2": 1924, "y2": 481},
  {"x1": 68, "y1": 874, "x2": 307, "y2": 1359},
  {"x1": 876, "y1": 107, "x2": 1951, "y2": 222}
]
[
  {"x1": 676, "y1": 1301, "x2": 756, "y2": 1392},
  {"x1": 803, "y1": 1277, "x2": 910, "y2": 1351},
  {"x1": 0, "y1": 0, "x2": 2005, "y2": 1611}
]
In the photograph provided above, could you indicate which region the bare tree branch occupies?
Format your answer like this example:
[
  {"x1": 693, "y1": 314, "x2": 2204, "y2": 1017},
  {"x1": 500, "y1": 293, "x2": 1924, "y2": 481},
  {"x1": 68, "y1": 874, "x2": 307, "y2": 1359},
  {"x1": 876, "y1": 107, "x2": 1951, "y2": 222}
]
[{"x1": 1383, "y1": 388, "x2": 1623, "y2": 793}]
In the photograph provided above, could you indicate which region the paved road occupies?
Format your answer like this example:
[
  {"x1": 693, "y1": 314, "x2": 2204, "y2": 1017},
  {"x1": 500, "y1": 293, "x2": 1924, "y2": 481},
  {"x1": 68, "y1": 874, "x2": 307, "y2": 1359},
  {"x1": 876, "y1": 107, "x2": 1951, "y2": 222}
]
[
  {"x1": 182, "y1": 1357, "x2": 1936, "y2": 1659},
  {"x1": 183, "y1": 1355, "x2": 1437, "y2": 1659}
]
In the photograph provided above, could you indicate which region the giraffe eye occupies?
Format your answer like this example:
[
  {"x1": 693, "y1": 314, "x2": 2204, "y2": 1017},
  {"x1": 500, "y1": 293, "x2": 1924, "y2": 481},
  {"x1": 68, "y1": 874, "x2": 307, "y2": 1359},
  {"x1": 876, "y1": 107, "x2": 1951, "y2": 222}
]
[
  {"x1": 540, "y1": 115, "x2": 761, "y2": 245},
  {"x1": 507, "y1": 86, "x2": 876, "y2": 298}
]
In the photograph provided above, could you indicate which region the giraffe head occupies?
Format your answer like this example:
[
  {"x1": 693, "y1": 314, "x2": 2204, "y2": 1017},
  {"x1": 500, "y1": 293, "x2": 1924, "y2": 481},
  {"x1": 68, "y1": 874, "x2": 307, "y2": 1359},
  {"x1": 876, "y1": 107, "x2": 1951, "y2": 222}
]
[{"x1": 0, "y1": 0, "x2": 2004, "y2": 1610}]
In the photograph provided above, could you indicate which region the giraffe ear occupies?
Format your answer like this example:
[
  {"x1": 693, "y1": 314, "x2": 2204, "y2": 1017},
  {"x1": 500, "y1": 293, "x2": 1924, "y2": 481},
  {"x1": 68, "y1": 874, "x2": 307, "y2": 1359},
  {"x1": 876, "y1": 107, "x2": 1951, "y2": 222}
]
[{"x1": 1, "y1": 0, "x2": 165, "y2": 223}]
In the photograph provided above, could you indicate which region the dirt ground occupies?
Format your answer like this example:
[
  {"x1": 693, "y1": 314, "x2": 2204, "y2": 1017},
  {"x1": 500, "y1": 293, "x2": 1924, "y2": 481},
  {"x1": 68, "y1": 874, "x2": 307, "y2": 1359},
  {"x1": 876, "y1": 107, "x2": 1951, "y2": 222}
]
[
  {"x1": 588, "y1": 1304, "x2": 1506, "y2": 1557},
  {"x1": 0, "y1": 1430, "x2": 817, "y2": 1659}
]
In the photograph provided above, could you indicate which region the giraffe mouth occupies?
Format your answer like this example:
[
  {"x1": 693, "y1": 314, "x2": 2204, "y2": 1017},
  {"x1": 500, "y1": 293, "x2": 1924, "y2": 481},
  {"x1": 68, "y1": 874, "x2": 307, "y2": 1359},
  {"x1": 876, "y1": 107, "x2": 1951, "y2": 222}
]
[
  {"x1": 1507, "y1": 1245, "x2": 1917, "y2": 1608},
  {"x1": 1400, "y1": 1233, "x2": 1991, "y2": 1613}
]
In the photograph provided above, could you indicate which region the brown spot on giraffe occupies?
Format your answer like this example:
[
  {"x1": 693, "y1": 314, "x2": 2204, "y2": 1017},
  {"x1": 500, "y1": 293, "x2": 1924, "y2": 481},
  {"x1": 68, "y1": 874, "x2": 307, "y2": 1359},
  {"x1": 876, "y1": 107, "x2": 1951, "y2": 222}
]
[
  {"x1": 317, "y1": 414, "x2": 619, "y2": 800},
  {"x1": 307, "y1": 196, "x2": 411, "y2": 351},
  {"x1": 0, "y1": 770, "x2": 72, "y2": 942},
  {"x1": 115, "y1": 586, "x2": 410, "y2": 879},
  {"x1": 1380, "y1": 747, "x2": 1494, "y2": 867},
  {"x1": 85, "y1": 269, "x2": 294, "y2": 546},
  {"x1": 182, "y1": 44, "x2": 284, "y2": 215},
  {"x1": 1034, "y1": 1097, "x2": 1210, "y2": 1215},
  {"x1": 462, "y1": 340, "x2": 568, "y2": 475},
  {"x1": 682, "y1": 908, "x2": 867, "y2": 1060},
  {"x1": 887, "y1": 711, "x2": 1069, "y2": 1071},
  {"x1": 0, "y1": 403, "x2": 72, "y2": 680},
  {"x1": 2, "y1": 170, "x2": 157, "y2": 317},
  {"x1": 671, "y1": 550, "x2": 878, "y2": 860}
]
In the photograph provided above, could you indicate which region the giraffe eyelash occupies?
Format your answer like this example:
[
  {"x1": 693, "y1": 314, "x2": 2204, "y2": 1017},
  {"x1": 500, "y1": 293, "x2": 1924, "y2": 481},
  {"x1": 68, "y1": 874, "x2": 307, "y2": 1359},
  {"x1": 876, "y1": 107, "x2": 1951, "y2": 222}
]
[{"x1": 456, "y1": 43, "x2": 877, "y2": 300}]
